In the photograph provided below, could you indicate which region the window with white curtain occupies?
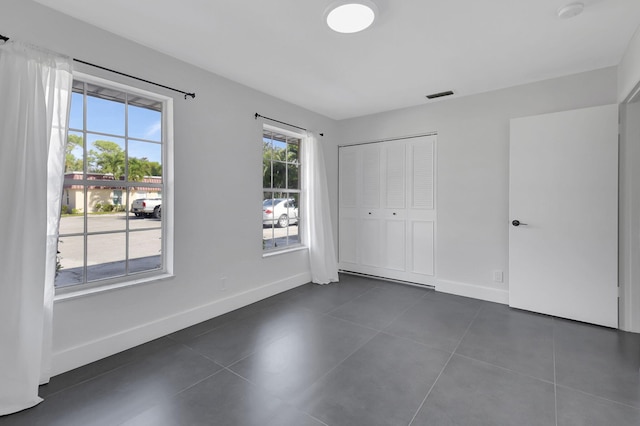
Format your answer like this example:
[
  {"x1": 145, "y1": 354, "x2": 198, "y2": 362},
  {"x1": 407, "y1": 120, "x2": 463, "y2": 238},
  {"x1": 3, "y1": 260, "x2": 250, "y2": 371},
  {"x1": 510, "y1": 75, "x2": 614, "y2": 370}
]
[
  {"x1": 262, "y1": 126, "x2": 303, "y2": 252},
  {"x1": 55, "y1": 75, "x2": 172, "y2": 291}
]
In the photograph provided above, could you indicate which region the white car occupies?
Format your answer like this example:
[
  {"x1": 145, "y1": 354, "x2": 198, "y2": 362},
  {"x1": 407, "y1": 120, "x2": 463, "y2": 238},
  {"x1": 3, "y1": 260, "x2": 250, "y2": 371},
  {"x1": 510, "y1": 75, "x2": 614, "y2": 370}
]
[
  {"x1": 263, "y1": 198, "x2": 298, "y2": 228},
  {"x1": 131, "y1": 198, "x2": 162, "y2": 218}
]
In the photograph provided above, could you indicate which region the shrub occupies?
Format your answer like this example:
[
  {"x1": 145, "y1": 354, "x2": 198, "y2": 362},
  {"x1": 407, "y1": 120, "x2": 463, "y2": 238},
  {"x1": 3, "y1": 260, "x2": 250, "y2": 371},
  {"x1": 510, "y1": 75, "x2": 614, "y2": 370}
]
[
  {"x1": 61, "y1": 205, "x2": 69, "y2": 214},
  {"x1": 102, "y1": 203, "x2": 114, "y2": 212}
]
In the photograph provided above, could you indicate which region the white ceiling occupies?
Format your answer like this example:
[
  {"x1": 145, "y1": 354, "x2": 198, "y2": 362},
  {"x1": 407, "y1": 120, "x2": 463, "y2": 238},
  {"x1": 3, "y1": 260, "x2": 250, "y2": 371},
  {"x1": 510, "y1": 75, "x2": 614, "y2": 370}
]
[{"x1": 35, "y1": 0, "x2": 640, "y2": 120}]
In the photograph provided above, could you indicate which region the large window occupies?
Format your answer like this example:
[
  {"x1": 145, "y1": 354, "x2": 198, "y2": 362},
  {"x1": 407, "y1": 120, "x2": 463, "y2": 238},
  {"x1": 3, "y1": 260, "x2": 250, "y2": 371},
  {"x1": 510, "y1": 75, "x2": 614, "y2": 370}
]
[
  {"x1": 262, "y1": 127, "x2": 302, "y2": 251},
  {"x1": 55, "y1": 76, "x2": 170, "y2": 290}
]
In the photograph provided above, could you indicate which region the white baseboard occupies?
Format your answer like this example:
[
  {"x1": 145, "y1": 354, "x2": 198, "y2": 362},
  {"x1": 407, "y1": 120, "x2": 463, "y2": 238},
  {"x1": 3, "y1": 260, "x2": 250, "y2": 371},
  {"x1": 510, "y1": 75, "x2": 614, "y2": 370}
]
[
  {"x1": 51, "y1": 272, "x2": 311, "y2": 376},
  {"x1": 436, "y1": 279, "x2": 509, "y2": 305}
]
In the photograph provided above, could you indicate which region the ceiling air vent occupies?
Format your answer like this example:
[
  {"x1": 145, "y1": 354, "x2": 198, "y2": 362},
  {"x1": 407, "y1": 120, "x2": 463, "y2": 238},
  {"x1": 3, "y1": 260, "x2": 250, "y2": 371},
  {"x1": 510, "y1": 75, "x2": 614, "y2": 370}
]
[{"x1": 426, "y1": 90, "x2": 454, "y2": 100}]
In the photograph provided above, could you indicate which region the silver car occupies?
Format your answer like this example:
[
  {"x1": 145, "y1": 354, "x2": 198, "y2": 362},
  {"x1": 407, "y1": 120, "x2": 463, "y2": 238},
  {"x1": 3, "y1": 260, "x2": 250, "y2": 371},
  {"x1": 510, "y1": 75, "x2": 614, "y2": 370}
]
[{"x1": 262, "y1": 198, "x2": 298, "y2": 228}]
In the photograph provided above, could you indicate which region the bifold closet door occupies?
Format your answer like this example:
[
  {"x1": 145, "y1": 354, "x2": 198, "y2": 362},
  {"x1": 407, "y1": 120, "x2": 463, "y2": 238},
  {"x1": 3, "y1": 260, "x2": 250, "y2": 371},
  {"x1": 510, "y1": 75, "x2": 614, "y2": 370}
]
[{"x1": 338, "y1": 135, "x2": 436, "y2": 285}]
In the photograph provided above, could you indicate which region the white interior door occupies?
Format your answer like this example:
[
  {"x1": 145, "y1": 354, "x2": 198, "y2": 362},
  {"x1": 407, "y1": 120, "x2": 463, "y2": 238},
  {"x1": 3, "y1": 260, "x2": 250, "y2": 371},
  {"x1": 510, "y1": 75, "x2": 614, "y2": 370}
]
[{"x1": 509, "y1": 104, "x2": 618, "y2": 328}]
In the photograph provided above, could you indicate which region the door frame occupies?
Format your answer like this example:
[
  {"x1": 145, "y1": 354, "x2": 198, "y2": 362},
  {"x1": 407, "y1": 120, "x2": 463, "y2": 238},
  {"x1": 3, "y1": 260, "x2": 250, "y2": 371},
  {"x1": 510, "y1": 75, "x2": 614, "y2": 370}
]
[{"x1": 619, "y1": 80, "x2": 640, "y2": 333}]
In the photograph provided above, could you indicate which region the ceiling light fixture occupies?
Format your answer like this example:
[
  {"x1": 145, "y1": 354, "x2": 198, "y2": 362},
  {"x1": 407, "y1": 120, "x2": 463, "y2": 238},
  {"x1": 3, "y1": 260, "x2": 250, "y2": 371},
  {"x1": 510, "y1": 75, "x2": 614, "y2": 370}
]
[
  {"x1": 325, "y1": 1, "x2": 377, "y2": 34},
  {"x1": 557, "y1": 2, "x2": 584, "y2": 19}
]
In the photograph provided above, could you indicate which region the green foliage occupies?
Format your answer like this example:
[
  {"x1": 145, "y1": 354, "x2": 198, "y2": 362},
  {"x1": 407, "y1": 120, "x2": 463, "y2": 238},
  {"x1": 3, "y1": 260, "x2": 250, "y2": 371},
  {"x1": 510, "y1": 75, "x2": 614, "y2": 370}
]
[
  {"x1": 65, "y1": 134, "x2": 83, "y2": 172},
  {"x1": 65, "y1": 134, "x2": 162, "y2": 180},
  {"x1": 89, "y1": 140, "x2": 125, "y2": 177},
  {"x1": 61, "y1": 205, "x2": 80, "y2": 215},
  {"x1": 129, "y1": 157, "x2": 152, "y2": 181},
  {"x1": 263, "y1": 140, "x2": 299, "y2": 190}
]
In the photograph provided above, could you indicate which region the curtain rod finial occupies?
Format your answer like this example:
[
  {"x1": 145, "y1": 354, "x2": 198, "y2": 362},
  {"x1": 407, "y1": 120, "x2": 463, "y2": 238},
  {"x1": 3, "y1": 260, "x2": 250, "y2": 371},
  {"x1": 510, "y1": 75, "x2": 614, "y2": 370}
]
[{"x1": 254, "y1": 113, "x2": 259, "y2": 120}]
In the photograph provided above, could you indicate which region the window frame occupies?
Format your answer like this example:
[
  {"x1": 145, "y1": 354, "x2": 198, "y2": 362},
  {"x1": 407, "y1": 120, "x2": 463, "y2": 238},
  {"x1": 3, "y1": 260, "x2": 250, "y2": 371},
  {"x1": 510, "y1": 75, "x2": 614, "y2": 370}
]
[
  {"x1": 262, "y1": 124, "x2": 305, "y2": 255},
  {"x1": 55, "y1": 72, "x2": 174, "y2": 297}
]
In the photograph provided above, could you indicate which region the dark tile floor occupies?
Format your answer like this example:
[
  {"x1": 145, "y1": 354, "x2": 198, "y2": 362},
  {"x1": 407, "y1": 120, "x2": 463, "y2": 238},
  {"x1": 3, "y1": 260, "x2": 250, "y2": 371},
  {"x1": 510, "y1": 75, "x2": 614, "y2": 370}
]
[{"x1": 2, "y1": 274, "x2": 639, "y2": 425}]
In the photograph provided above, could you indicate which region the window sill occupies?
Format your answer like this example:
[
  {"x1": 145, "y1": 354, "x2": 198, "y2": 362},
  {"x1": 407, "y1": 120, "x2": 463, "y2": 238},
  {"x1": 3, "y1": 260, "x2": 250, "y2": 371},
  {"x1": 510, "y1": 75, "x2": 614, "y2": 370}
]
[
  {"x1": 54, "y1": 273, "x2": 174, "y2": 302},
  {"x1": 262, "y1": 245, "x2": 308, "y2": 258}
]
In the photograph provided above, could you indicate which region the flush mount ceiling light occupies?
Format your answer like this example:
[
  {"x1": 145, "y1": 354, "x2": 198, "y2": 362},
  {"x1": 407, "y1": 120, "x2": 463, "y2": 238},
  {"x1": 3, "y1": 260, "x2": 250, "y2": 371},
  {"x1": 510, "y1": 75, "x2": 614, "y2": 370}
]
[
  {"x1": 557, "y1": 2, "x2": 584, "y2": 19},
  {"x1": 325, "y1": 1, "x2": 378, "y2": 34}
]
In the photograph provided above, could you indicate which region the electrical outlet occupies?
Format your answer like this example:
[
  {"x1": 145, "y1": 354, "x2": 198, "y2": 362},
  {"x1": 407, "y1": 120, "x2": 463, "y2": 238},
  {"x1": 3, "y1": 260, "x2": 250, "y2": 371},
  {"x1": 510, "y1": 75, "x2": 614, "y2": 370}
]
[
  {"x1": 220, "y1": 275, "x2": 227, "y2": 291},
  {"x1": 493, "y1": 270, "x2": 504, "y2": 283}
]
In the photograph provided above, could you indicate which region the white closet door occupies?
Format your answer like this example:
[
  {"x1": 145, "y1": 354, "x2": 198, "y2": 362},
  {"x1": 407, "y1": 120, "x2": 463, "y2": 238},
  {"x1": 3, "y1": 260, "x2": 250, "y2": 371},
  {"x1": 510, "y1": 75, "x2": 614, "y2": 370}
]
[
  {"x1": 359, "y1": 145, "x2": 382, "y2": 267},
  {"x1": 338, "y1": 147, "x2": 358, "y2": 265},
  {"x1": 381, "y1": 143, "x2": 407, "y2": 271},
  {"x1": 338, "y1": 135, "x2": 437, "y2": 285},
  {"x1": 407, "y1": 139, "x2": 436, "y2": 278}
]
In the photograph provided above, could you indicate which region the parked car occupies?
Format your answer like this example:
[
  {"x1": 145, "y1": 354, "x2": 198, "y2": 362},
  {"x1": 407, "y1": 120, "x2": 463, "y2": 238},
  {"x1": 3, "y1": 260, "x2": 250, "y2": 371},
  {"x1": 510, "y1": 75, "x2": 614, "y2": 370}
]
[
  {"x1": 263, "y1": 198, "x2": 298, "y2": 228},
  {"x1": 131, "y1": 198, "x2": 162, "y2": 218}
]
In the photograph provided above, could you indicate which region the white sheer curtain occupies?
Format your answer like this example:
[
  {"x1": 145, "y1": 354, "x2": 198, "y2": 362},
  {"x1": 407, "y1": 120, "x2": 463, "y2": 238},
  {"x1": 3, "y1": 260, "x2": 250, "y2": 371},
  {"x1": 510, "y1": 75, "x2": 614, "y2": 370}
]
[
  {"x1": 303, "y1": 133, "x2": 339, "y2": 284},
  {"x1": 0, "y1": 41, "x2": 72, "y2": 415}
]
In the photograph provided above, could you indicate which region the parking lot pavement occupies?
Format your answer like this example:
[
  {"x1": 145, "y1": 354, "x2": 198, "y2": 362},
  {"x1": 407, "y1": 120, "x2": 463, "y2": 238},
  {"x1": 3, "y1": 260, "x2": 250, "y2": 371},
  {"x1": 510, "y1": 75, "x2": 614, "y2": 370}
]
[
  {"x1": 262, "y1": 224, "x2": 300, "y2": 249},
  {"x1": 55, "y1": 215, "x2": 301, "y2": 287},
  {"x1": 56, "y1": 255, "x2": 162, "y2": 288},
  {"x1": 55, "y1": 213, "x2": 162, "y2": 287}
]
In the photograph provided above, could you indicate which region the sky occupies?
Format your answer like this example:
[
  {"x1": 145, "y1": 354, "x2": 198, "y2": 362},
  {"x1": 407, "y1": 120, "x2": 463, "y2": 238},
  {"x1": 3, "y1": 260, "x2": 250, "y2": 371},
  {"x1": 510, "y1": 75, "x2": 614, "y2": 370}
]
[{"x1": 68, "y1": 92, "x2": 163, "y2": 164}]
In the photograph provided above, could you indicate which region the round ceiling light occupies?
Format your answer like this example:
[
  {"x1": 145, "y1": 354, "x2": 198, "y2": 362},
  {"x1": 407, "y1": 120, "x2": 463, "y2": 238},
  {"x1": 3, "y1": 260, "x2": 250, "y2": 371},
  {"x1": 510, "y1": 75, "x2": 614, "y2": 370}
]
[
  {"x1": 326, "y1": 1, "x2": 377, "y2": 34},
  {"x1": 557, "y1": 2, "x2": 584, "y2": 19}
]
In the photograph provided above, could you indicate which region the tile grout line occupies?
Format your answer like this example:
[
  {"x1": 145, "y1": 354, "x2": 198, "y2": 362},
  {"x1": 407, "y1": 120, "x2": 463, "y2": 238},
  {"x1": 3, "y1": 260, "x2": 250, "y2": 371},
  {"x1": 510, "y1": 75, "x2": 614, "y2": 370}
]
[
  {"x1": 224, "y1": 368, "x2": 330, "y2": 426},
  {"x1": 41, "y1": 337, "x2": 183, "y2": 399},
  {"x1": 554, "y1": 383, "x2": 640, "y2": 411},
  {"x1": 407, "y1": 303, "x2": 483, "y2": 426},
  {"x1": 452, "y1": 352, "x2": 556, "y2": 386},
  {"x1": 286, "y1": 330, "x2": 381, "y2": 410},
  {"x1": 323, "y1": 311, "x2": 383, "y2": 333},
  {"x1": 323, "y1": 283, "x2": 381, "y2": 316},
  {"x1": 324, "y1": 284, "x2": 430, "y2": 331}
]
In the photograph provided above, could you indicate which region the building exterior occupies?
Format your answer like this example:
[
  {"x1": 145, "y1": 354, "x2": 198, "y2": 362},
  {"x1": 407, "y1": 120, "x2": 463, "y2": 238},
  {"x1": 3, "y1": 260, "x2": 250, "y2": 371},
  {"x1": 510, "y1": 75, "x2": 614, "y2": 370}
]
[{"x1": 62, "y1": 172, "x2": 162, "y2": 212}]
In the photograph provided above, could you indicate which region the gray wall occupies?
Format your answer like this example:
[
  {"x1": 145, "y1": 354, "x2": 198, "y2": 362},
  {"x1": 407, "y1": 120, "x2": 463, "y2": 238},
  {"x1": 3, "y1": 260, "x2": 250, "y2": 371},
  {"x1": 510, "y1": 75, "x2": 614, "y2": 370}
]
[
  {"x1": 2, "y1": 0, "x2": 636, "y2": 375},
  {"x1": 331, "y1": 68, "x2": 618, "y2": 303},
  {"x1": 2, "y1": 0, "x2": 336, "y2": 374}
]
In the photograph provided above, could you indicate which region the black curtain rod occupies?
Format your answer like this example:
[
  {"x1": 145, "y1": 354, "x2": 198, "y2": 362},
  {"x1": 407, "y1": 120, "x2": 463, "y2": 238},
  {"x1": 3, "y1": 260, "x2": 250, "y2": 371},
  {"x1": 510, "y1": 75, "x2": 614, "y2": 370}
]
[
  {"x1": 73, "y1": 59, "x2": 195, "y2": 99},
  {"x1": 0, "y1": 33, "x2": 195, "y2": 99},
  {"x1": 255, "y1": 113, "x2": 323, "y2": 136}
]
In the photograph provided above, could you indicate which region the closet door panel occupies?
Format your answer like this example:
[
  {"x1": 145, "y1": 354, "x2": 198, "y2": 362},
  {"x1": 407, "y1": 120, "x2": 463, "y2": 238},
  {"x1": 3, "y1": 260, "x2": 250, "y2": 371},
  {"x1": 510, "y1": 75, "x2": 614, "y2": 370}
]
[
  {"x1": 411, "y1": 220, "x2": 435, "y2": 275},
  {"x1": 359, "y1": 218, "x2": 381, "y2": 267},
  {"x1": 383, "y1": 143, "x2": 406, "y2": 209},
  {"x1": 410, "y1": 140, "x2": 435, "y2": 210},
  {"x1": 361, "y1": 146, "x2": 380, "y2": 208},
  {"x1": 384, "y1": 219, "x2": 406, "y2": 271},
  {"x1": 339, "y1": 216, "x2": 358, "y2": 264},
  {"x1": 339, "y1": 149, "x2": 358, "y2": 208}
]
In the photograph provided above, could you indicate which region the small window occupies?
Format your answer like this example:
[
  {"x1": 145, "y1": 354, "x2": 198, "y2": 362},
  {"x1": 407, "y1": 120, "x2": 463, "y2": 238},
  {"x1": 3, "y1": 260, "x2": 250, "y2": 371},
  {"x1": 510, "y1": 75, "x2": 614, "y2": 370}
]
[
  {"x1": 56, "y1": 76, "x2": 171, "y2": 290},
  {"x1": 262, "y1": 127, "x2": 302, "y2": 252}
]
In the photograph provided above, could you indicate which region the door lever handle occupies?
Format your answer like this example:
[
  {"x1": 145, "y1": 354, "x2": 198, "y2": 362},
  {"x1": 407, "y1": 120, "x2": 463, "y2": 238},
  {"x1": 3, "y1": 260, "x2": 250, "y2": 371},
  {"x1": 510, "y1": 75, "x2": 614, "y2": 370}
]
[{"x1": 512, "y1": 220, "x2": 528, "y2": 227}]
